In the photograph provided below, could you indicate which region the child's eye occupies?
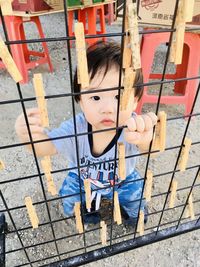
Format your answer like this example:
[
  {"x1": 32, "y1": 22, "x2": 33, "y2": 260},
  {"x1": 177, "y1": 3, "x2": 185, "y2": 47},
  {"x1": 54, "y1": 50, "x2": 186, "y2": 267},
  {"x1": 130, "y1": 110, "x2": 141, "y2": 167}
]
[
  {"x1": 91, "y1": 96, "x2": 100, "y2": 101},
  {"x1": 115, "y1": 95, "x2": 119, "y2": 100}
]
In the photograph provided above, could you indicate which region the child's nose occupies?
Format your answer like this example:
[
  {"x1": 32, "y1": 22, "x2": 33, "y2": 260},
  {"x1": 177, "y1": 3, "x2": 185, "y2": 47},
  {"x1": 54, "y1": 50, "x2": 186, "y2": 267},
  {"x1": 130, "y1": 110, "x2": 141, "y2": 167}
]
[{"x1": 100, "y1": 99, "x2": 115, "y2": 114}]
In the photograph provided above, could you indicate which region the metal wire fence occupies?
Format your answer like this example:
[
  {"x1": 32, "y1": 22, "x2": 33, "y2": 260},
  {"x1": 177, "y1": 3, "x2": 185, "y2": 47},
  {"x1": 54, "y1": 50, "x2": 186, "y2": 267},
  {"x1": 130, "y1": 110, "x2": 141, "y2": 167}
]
[{"x1": 0, "y1": 0, "x2": 200, "y2": 266}]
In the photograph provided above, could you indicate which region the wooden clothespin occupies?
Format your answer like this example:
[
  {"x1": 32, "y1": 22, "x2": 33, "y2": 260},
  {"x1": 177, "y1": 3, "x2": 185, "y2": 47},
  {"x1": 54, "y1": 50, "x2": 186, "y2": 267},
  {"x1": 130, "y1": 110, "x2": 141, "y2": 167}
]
[
  {"x1": 0, "y1": 160, "x2": 5, "y2": 170},
  {"x1": 144, "y1": 170, "x2": 153, "y2": 202},
  {"x1": 118, "y1": 142, "x2": 126, "y2": 180},
  {"x1": 169, "y1": 180, "x2": 178, "y2": 208},
  {"x1": 25, "y1": 196, "x2": 39, "y2": 229},
  {"x1": 152, "y1": 111, "x2": 167, "y2": 153},
  {"x1": 33, "y1": 73, "x2": 49, "y2": 128},
  {"x1": 184, "y1": 0, "x2": 195, "y2": 22},
  {"x1": 188, "y1": 194, "x2": 195, "y2": 220},
  {"x1": 74, "y1": 202, "x2": 83, "y2": 234},
  {"x1": 84, "y1": 179, "x2": 91, "y2": 210},
  {"x1": 122, "y1": 2, "x2": 132, "y2": 69},
  {"x1": 0, "y1": 0, "x2": 13, "y2": 15},
  {"x1": 100, "y1": 221, "x2": 107, "y2": 245},
  {"x1": 41, "y1": 156, "x2": 57, "y2": 196},
  {"x1": 114, "y1": 191, "x2": 122, "y2": 225},
  {"x1": 74, "y1": 22, "x2": 89, "y2": 89},
  {"x1": 178, "y1": 137, "x2": 192, "y2": 172},
  {"x1": 169, "y1": 0, "x2": 187, "y2": 65},
  {"x1": 0, "y1": 34, "x2": 22, "y2": 83},
  {"x1": 120, "y1": 67, "x2": 136, "y2": 111},
  {"x1": 185, "y1": 194, "x2": 195, "y2": 220},
  {"x1": 137, "y1": 210, "x2": 144, "y2": 236},
  {"x1": 127, "y1": 2, "x2": 141, "y2": 70}
]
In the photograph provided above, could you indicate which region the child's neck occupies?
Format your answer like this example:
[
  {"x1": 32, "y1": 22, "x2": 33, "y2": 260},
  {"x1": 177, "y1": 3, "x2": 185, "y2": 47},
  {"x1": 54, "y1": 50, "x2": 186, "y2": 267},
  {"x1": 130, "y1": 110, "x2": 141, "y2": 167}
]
[{"x1": 92, "y1": 129, "x2": 116, "y2": 156}]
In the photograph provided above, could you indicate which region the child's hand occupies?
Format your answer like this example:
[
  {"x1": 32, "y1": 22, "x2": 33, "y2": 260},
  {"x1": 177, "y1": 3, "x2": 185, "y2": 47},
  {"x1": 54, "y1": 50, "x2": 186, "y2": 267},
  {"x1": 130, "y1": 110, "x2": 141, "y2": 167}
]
[
  {"x1": 15, "y1": 108, "x2": 44, "y2": 142},
  {"x1": 124, "y1": 112, "x2": 158, "y2": 150},
  {"x1": 15, "y1": 107, "x2": 57, "y2": 157}
]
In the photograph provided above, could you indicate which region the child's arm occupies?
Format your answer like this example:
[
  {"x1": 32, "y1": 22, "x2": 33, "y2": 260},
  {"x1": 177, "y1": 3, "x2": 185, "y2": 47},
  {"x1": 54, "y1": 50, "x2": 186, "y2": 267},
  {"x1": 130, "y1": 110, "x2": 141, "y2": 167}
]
[
  {"x1": 15, "y1": 108, "x2": 57, "y2": 157},
  {"x1": 124, "y1": 112, "x2": 158, "y2": 151}
]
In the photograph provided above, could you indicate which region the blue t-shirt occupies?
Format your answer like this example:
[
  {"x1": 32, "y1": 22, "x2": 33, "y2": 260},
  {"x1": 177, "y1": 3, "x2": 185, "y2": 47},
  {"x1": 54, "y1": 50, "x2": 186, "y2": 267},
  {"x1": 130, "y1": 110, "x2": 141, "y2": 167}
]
[{"x1": 47, "y1": 113, "x2": 139, "y2": 188}]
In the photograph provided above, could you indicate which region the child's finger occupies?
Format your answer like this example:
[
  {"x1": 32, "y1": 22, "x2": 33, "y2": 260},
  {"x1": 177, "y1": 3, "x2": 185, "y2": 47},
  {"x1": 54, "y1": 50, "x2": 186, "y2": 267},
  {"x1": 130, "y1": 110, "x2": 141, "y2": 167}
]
[
  {"x1": 142, "y1": 114, "x2": 154, "y2": 131},
  {"x1": 26, "y1": 107, "x2": 40, "y2": 117},
  {"x1": 146, "y1": 112, "x2": 158, "y2": 126},
  {"x1": 21, "y1": 125, "x2": 44, "y2": 136},
  {"x1": 28, "y1": 116, "x2": 42, "y2": 126},
  {"x1": 135, "y1": 115, "x2": 145, "y2": 132},
  {"x1": 126, "y1": 117, "x2": 137, "y2": 132},
  {"x1": 125, "y1": 131, "x2": 142, "y2": 144}
]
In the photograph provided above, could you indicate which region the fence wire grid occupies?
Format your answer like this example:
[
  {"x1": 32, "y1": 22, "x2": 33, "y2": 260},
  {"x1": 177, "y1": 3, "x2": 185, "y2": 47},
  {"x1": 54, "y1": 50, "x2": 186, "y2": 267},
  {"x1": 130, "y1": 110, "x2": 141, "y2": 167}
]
[{"x1": 0, "y1": 0, "x2": 200, "y2": 266}]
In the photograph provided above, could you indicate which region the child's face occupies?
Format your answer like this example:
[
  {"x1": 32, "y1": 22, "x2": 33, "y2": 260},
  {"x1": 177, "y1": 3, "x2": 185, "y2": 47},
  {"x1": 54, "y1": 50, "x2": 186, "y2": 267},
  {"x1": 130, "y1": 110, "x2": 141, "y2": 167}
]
[{"x1": 80, "y1": 66, "x2": 138, "y2": 132}]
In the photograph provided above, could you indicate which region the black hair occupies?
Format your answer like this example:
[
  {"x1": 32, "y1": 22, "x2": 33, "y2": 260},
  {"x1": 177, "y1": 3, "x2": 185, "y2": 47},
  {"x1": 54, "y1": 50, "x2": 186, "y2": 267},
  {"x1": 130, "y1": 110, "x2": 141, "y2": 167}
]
[{"x1": 73, "y1": 40, "x2": 144, "y2": 102}]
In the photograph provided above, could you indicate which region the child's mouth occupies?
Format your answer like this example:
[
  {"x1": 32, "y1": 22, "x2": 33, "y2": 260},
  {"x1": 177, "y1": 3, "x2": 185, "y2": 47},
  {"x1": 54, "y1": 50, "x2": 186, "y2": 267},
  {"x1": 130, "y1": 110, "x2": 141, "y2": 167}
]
[{"x1": 101, "y1": 119, "x2": 114, "y2": 126}]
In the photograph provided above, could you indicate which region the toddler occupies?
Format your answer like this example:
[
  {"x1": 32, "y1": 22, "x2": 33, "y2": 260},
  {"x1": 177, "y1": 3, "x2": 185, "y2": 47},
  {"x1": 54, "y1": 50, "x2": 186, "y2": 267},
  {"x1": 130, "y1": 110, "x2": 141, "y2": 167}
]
[{"x1": 15, "y1": 41, "x2": 157, "y2": 226}]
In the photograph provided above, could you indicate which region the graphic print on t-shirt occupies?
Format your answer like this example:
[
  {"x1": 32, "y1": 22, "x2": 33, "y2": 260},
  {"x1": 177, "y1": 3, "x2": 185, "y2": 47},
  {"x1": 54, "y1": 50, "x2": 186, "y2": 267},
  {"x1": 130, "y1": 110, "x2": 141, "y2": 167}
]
[{"x1": 80, "y1": 155, "x2": 120, "y2": 187}]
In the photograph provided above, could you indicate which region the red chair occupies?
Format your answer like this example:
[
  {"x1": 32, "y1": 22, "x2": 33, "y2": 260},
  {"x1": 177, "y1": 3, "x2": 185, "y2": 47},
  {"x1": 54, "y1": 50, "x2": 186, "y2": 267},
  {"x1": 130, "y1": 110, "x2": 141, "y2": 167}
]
[
  {"x1": 136, "y1": 31, "x2": 200, "y2": 116},
  {"x1": 78, "y1": 5, "x2": 106, "y2": 46},
  {"x1": 3, "y1": 15, "x2": 53, "y2": 84},
  {"x1": 105, "y1": 3, "x2": 115, "y2": 25}
]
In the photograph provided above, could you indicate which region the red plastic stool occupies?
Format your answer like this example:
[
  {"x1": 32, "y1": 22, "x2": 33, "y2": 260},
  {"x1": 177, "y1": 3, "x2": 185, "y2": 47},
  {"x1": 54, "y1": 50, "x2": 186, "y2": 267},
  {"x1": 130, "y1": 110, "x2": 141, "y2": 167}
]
[
  {"x1": 4, "y1": 15, "x2": 53, "y2": 84},
  {"x1": 105, "y1": 3, "x2": 115, "y2": 25},
  {"x1": 78, "y1": 5, "x2": 106, "y2": 46},
  {"x1": 66, "y1": 10, "x2": 77, "y2": 47},
  {"x1": 136, "y1": 31, "x2": 200, "y2": 116},
  {"x1": 67, "y1": 10, "x2": 74, "y2": 38}
]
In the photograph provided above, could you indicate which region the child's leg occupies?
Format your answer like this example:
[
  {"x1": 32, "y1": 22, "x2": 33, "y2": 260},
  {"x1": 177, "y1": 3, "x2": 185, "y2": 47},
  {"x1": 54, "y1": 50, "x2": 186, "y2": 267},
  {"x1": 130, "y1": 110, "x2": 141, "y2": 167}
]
[
  {"x1": 117, "y1": 170, "x2": 145, "y2": 219},
  {"x1": 59, "y1": 172, "x2": 85, "y2": 216}
]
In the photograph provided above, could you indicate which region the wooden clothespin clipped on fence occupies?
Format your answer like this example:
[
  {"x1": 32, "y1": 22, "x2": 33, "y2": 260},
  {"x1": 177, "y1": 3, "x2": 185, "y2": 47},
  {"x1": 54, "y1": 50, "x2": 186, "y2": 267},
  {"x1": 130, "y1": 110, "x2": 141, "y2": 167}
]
[
  {"x1": 114, "y1": 191, "x2": 122, "y2": 225},
  {"x1": 25, "y1": 196, "x2": 39, "y2": 229},
  {"x1": 169, "y1": 0, "x2": 195, "y2": 65},
  {"x1": 127, "y1": 2, "x2": 141, "y2": 70},
  {"x1": 144, "y1": 170, "x2": 153, "y2": 202},
  {"x1": 137, "y1": 210, "x2": 144, "y2": 236},
  {"x1": 123, "y1": 1, "x2": 132, "y2": 69},
  {"x1": 0, "y1": 0, "x2": 13, "y2": 15},
  {"x1": 0, "y1": 34, "x2": 22, "y2": 83},
  {"x1": 84, "y1": 179, "x2": 91, "y2": 210},
  {"x1": 118, "y1": 142, "x2": 126, "y2": 180},
  {"x1": 185, "y1": 194, "x2": 195, "y2": 220},
  {"x1": 169, "y1": 180, "x2": 178, "y2": 208},
  {"x1": 41, "y1": 156, "x2": 57, "y2": 196},
  {"x1": 120, "y1": 67, "x2": 136, "y2": 111},
  {"x1": 184, "y1": 0, "x2": 195, "y2": 22},
  {"x1": 0, "y1": 160, "x2": 5, "y2": 170},
  {"x1": 33, "y1": 73, "x2": 49, "y2": 128},
  {"x1": 152, "y1": 111, "x2": 167, "y2": 153},
  {"x1": 74, "y1": 202, "x2": 83, "y2": 234},
  {"x1": 188, "y1": 194, "x2": 195, "y2": 220},
  {"x1": 74, "y1": 22, "x2": 89, "y2": 89},
  {"x1": 178, "y1": 137, "x2": 192, "y2": 172},
  {"x1": 100, "y1": 220, "x2": 107, "y2": 245}
]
